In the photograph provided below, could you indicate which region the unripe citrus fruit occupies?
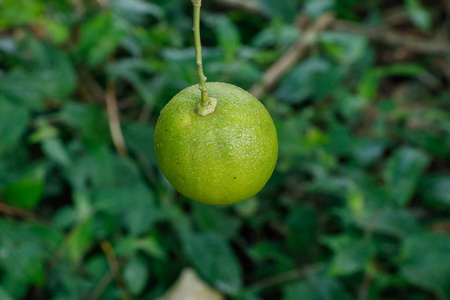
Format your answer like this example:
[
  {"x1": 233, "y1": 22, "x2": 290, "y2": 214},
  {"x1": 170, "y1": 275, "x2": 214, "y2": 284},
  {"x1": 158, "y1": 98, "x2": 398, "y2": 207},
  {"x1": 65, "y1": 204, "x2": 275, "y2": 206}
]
[{"x1": 154, "y1": 82, "x2": 278, "y2": 205}]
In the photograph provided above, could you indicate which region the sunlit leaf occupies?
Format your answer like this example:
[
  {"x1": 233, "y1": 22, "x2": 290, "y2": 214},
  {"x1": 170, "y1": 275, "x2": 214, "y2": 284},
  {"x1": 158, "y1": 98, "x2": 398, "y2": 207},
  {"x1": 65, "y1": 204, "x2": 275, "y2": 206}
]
[{"x1": 3, "y1": 166, "x2": 46, "y2": 209}]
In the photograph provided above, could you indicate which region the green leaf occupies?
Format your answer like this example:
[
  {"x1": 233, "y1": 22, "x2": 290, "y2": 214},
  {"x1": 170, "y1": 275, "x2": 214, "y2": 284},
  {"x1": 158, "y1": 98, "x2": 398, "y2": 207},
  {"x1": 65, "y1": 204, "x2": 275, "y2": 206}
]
[
  {"x1": 0, "y1": 72, "x2": 43, "y2": 109},
  {"x1": 358, "y1": 64, "x2": 426, "y2": 99},
  {"x1": 106, "y1": 59, "x2": 156, "y2": 104},
  {"x1": 110, "y1": 0, "x2": 164, "y2": 23},
  {"x1": 233, "y1": 197, "x2": 259, "y2": 218},
  {"x1": 42, "y1": 138, "x2": 72, "y2": 168},
  {"x1": 283, "y1": 275, "x2": 351, "y2": 300},
  {"x1": 86, "y1": 255, "x2": 109, "y2": 281},
  {"x1": 406, "y1": 0, "x2": 432, "y2": 31},
  {"x1": 419, "y1": 175, "x2": 450, "y2": 208},
  {"x1": 0, "y1": 37, "x2": 16, "y2": 54},
  {"x1": 352, "y1": 139, "x2": 385, "y2": 166},
  {"x1": 3, "y1": 166, "x2": 45, "y2": 209},
  {"x1": 286, "y1": 206, "x2": 318, "y2": 255},
  {"x1": 0, "y1": 39, "x2": 75, "y2": 107},
  {"x1": 276, "y1": 57, "x2": 342, "y2": 104},
  {"x1": 0, "y1": 0, "x2": 43, "y2": 28},
  {"x1": 25, "y1": 41, "x2": 76, "y2": 101},
  {"x1": 182, "y1": 232, "x2": 242, "y2": 295},
  {"x1": 355, "y1": 208, "x2": 419, "y2": 238},
  {"x1": 73, "y1": 189, "x2": 93, "y2": 221},
  {"x1": 52, "y1": 206, "x2": 77, "y2": 230},
  {"x1": 325, "y1": 235, "x2": 375, "y2": 276},
  {"x1": 320, "y1": 32, "x2": 368, "y2": 65},
  {"x1": 124, "y1": 255, "x2": 149, "y2": 295},
  {"x1": 283, "y1": 281, "x2": 316, "y2": 300},
  {"x1": 1, "y1": 246, "x2": 46, "y2": 285},
  {"x1": 65, "y1": 218, "x2": 95, "y2": 264},
  {"x1": 29, "y1": 120, "x2": 59, "y2": 143},
  {"x1": 123, "y1": 123, "x2": 157, "y2": 168},
  {"x1": 249, "y1": 242, "x2": 295, "y2": 269},
  {"x1": 134, "y1": 236, "x2": 167, "y2": 260},
  {"x1": 41, "y1": 20, "x2": 70, "y2": 44},
  {"x1": 1, "y1": 275, "x2": 28, "y2": 300},
  {"x1": 115, "y1": 235, "x2": 166, "y2": 260},
  {"x1": 59, "y1": 102, "x2": 110, "y2": 144},
  {"x1": 0, "y1": 286, "x2": 14, "y2": 300},
  {"x1": 260, "y1": 0, "x2": 299, "y2": 22},
  {"x1": 325, "y1": 124, "x2": 354, "y2": 155},
  {"x1": 384, "y1": 147, "x2": 430, "y2": 206},
  {"x1": 0, "y1": 220, "x2": 61, "y2": 286},
  {"x1": 251, "y1": 23, "x2": 300, "y2": 48},
  {"x1": 94, "y1": 184, "x2": 156, "y2": 235},
  {"x1": 78, "y1": 13, "x2": 128, "y2": 65},
  {"x1": 0, "y1": 99, "x2": 29, "y2": 155},
  {"x1": 193, "y1": 203, "x2": 241, "y2": 239},
  {"x1": 400, "y1": 232, "x2": 450, "y2": 300},
  {"x1": 69, "y1": 146, "x2": 115, "y2": 189},
  {"x1": 216, "y1": 16, "x2": 241, "y2": 62},
  {"x1": 305, "y1": 0, "x2": 335, "y2": 19},
  {"x1": 346, "y1": 184, "x2": 365, "y2": 216}
]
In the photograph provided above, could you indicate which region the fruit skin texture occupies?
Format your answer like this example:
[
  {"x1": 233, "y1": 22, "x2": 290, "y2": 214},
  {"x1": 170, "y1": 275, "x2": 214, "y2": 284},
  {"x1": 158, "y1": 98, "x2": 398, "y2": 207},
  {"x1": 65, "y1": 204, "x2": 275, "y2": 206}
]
[{"x1": 154, "y1": 82, "x2": 278, "y2": 205}]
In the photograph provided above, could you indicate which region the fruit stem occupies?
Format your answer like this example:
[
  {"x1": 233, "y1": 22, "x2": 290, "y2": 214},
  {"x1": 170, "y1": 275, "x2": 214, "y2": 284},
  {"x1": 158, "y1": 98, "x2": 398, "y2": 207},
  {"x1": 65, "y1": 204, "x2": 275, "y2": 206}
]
[{"x1": 192, "y1": 0, "x2": 217, "y2": 116}]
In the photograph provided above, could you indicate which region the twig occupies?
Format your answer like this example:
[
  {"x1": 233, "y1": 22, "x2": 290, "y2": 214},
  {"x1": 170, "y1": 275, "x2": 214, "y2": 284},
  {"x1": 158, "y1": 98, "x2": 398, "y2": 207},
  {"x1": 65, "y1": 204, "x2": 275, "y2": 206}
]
[
  {"x1": 105, "y1": 80, "x2": 128, "y2": 157},
  {"x1": 250, "y1": 13, "x2": 450, "y2": 100},
  {"x1": 79, "y1": 68, "x2": 104, "y2": 103},
  {"x1": 357, "y1": 271, "x2": 373, "y2": 300},
  {"x1": 333, "y1": 20, "x2": 450, "y2": 56},
  {"x1": 250, "y1": 13, "x2": 335, "y2": 99},
  {"x1": 88, "y1": 271, "x2": 114, "y2": 300},
  {"x1": 0, "y1": 202, "x2": 46, "y2": 223},
  {"x1": 218, "y1": 0, "x2": 450, "y2": 57},
  {"x1": 138, "y1": 104, "x2": 153, "y2": 123},
  {"x1": 96, "y1": 0, "x2": 108, "y2": 9},
  {"x1": 214, "y1": 0, "x2": 260, "y2": 15},
  {"x1": 245, "y1": 263, "x2": 323, "y2": 292},
  {"x1": 100, "y1": 240, "x2": 132, "y2": 300},
  {"x1": 71, "y1": 0, "x2": 85, "y2": 16},
  {"x1": 117, "y1": 97, "x2": 138, "y2": 109}
]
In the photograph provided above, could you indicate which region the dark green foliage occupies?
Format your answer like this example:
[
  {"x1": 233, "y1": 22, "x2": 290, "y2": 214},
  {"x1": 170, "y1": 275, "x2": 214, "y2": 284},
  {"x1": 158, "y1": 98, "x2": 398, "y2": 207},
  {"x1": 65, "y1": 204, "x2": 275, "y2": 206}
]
[{"x1": 0, "y1": 0, "x2": 449, "y2": 299}]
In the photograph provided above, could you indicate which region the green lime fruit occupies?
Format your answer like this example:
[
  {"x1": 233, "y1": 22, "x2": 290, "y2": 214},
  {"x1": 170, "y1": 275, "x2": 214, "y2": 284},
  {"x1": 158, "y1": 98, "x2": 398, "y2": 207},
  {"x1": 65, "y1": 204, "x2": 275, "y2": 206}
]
[{"x1": 154, "y1": 82, "x2": 278, "y2": 205}]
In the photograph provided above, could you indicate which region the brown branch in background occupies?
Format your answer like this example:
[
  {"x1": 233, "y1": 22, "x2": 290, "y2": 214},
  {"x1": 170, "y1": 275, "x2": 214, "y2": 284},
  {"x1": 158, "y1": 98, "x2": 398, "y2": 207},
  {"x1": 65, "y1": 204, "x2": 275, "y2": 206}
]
[
  {"x1": 71, "y1": 0, "x2": 84, "y2": 16},
  {"x1": 0, "y1": 202, "x2": 46, "y2": 223},
  {"x1": 436, "y1": 59, "x2": 450, "y2": 88},
  {"x1": 138, "y1": 104, "x2": 153, "y2": 123},
  {"x1": 88, "y1": 272, "x2": 114, "y2": 300},
  {"x1": 105, "y1": 80, "x2": 128, "y2": 157},
  {"x1": 245, "y1": 263, "x2": 324, "y2": 293},
  {"x1": 250, "y1": 13, "x2": 450, "y2": 99},
  {"x1": 250, "y1": 13, "x2": 335, "y2": 99},
  {"x1": 220, "y1": 0, "x2": 450, "y2": 100},
  {"x1": 214, "y1": 0, "x2": 260, "y2": 14},
  {"x1": 357, "y1": 271, "x2": 374, "y2": 300},
  {"x1": 100, "y1": 240, "x2": 132, "y2": 300},
  {"x1": 78, "y1": 68, "x2": 104, "y2": 103},
  {"x1": 333, "y1": 20, "x2": 450, "y2": 56}
]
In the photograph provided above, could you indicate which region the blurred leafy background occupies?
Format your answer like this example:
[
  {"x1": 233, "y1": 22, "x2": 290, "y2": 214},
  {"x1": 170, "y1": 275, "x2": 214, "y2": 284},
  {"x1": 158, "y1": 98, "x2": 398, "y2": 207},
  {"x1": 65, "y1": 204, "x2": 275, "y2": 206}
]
[{"x1": 0, "y1": 0, "x2": 450, "y2": 299}]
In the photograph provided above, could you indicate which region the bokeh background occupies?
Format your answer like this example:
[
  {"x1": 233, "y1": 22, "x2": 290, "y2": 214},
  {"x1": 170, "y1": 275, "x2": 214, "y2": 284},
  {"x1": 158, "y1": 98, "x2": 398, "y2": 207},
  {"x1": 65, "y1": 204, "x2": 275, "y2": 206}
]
[{"x1": 1, "y1": 0, "x2": 450, "y2": 299}]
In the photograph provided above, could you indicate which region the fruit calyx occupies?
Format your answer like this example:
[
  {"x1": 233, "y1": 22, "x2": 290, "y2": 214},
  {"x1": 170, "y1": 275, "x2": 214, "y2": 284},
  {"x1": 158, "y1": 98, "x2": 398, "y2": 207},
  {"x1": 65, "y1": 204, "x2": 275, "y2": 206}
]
[{"x1": 194, "y1": 95, "x2": 217, "y2": 116}]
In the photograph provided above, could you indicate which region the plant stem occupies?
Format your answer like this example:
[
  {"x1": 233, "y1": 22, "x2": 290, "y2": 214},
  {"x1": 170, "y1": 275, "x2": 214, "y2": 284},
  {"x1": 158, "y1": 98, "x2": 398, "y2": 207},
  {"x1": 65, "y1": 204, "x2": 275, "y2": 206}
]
[
  {"x1": 192, "y1": 0, "x2": 217, "y2": 116},
  {"x1": 192, "y1": 1, "x2": 207, "y2": 99}
]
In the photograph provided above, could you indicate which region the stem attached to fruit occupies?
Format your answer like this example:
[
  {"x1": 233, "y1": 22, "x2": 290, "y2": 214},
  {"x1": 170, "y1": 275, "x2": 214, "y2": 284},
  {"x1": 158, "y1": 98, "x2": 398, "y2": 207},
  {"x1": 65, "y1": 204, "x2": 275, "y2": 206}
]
[{"x1": 192, "y1": 0, "x2": 217, "y2": 116}]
